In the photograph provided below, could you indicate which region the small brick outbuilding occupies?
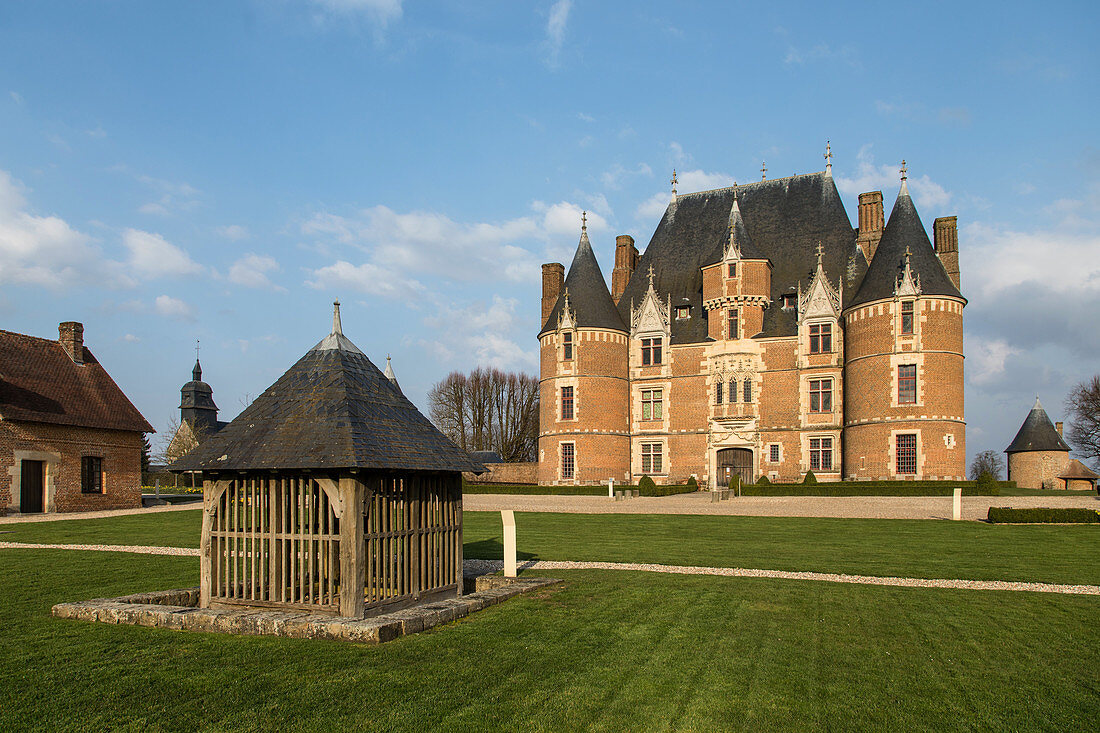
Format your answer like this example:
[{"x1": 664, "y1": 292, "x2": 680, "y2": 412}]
[{"x1": 0, "y1": 322, "x2": 153, "y2": 514}]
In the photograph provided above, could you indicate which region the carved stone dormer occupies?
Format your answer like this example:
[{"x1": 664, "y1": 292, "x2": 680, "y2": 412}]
[
  {"x1": 894, "y1": 246, "x2": 922, "y2": 297},
  {"x1": 557, "y1": 287, "x2": 577, "y2": 332},
  {"x1": 630, "y1": 266, "x2": 671, "y2": 339},
  {"x1": 724, "y1": 193, "x2": 745, "y2": 264},
  {"x1": 797, "y1": 243, "x2": 842, "y2": 324}
]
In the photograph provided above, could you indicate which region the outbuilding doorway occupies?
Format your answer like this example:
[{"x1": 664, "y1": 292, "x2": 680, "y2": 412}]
[
  {"x1": 716, "y1": 448, "x2": 753, "y2": 487},
  {"x1": 20, "y1": 459, "x2": 44, "y2": 513}
]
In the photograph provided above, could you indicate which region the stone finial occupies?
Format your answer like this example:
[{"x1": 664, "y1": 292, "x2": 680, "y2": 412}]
[
  {"x1": 824, "y1": 141, "x2": 832, "y2": 176},
  {"x1": 671, "y1": 169, "x2": 678, "y2": 194},
  {"x1": 332, "y1": 299, "x2": 343, "y2": 335},
  {"x1": 761, "y1": 160, "x2": 767, "y2": 181},
  {"x1": 815, "y1": 242, "x2": 825, "y2": 266},
  {"x1": 581, "y1": 210, "x2": 587, "y2": 232},
  {"x1": 647, "y1": 264, "x2": 656, "y2": 289},
  {"x1": 899, "y1": 159, "x2": 909, "y2": 195}
]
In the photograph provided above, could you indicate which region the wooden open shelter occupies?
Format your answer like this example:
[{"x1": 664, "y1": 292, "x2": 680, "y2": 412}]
[{"x1": 171, "y1": 303, "x2": 484, "y2": 618}]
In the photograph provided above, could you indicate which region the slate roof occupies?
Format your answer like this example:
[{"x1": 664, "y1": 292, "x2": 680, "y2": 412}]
[
  {"x1": 170, "y1": 312, "x2": 484, "y2": 474},
  {"x1": 849, "y1": 185, "x2": 964, "y2": 308},
  {"x1": 615, "y1": 172, "x2": 866, "y2": 343},
  {"x1": 1059, "y1": 459, "x2": 1098, "y2": 481},
  {"x1": 468, "y1": 450, "x2": 503, "y2": 464},
  {"x1": 703, "y1": 195, "x2": 769, "y2": 266},
  {"x1": 1004, "y1": 399, "x2": 1071, "y2": 454},
  {"x1": 540, "y1": 227, "x2": 628, "y2": 336},
  {"x1": 0, "y1": 327, "x2": 153, "y2": 433}
]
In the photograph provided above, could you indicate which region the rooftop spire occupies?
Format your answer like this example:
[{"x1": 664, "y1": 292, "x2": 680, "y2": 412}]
[
  {"x1": 761, "y1": 160, "x2": 767, "y2": 181},
  {"x1": 192, "y1": 358, "x2": 202, "y2": 382},
  {"x1": 647, "y1": 264, "x2": 656, "y2": 289},
  {"x1": 816, "y1": 241, "x2": 825, "y2": 267},
  {"x1": 384, "y1": 354, "x2": 400, "y2": 390},
  {"x1": 824, "y1": 141, "x2": 832, "y2": 176},
  {"x1": 581, "y1": 210, "x2": 587, "y2": 232},
  {"x1": 899, "y1": 159, "x2": 909, "y2": 196},
  {"x1": 670, "y1": 169, "x2": 678, "y2": 204},
  {"x1": 332, "y1": 299, "x2": 343, "y2": 335}
]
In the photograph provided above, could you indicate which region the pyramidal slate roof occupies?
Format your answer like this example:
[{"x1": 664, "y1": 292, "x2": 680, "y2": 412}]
[
  {"x1": 540, "y1": 224, "x2": 627, "y2": 335},
  {"x1": 703, "y1": 195, "x2": 770, "y2": 266},
  {"x1": 1004, "y1": 398, "x2": 1071, "y2": 454},
  {"x1": 616, "y1": 172, "x2": 866, "y2": 343},
  {"x1": 849, "y1": 183, "x2": 964, "y2": 308},
  {"x1": 170, "y1": 304, "x2": 483, "y2": 474}
]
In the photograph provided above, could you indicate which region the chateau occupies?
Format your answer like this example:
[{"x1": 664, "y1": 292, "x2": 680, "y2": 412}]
[{"x1": 537, "y1": 156, "x2": 966, "y2": 487}]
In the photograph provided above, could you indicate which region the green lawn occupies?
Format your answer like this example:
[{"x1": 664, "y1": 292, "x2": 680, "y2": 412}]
[
  {"x1": 1, "y1": 548, "x2": 1097, "y2": 731},
  {"x1": 7, "y1": 508, "x2": 1100, "y2": 585}
]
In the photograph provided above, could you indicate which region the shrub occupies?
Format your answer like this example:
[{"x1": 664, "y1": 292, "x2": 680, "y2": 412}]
[
  {"x1": 976, "y1": 471, "x2": 1000, "y2": 496},
  {"x1": 638, "y1": 475, "x2": 657, "y2": 493},
  {"x1": 987, "y1": 507, "x2": 1100, "y2": 524},
  {"x1": 756, "y1": 475, "x2": 771, "y2": 485},
  {"x1": 802, "y1": 470, "x2": 817, "y2": 485},
  {"x1": 740, "y1": 480, "x2": 1009, "y2": 497},
  {"x1": 728, "y1": 475, "x2": 741, "y2": 492},
  {"x1": 686, "y1": 475, "x2": 699, "y2": 491}
]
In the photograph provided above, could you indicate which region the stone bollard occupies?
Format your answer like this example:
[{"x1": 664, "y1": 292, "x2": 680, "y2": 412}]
[
  {"x1": 711, "y1": 490, "x2": 719, "y2": 503},
  {"x1": 615, "y1": 490, "x2": 623, "y2": 501},
  {"x1": 632, "y1": 490, "x2": 639, "y2": 499},
  {"x1": 155, "y1": 478, "x2": 160, "y2": 499},
  {"x1": 952, "y1": 488, "x2": 962, "y2": 521},
  {"x1": 608, "y1": 478, "x2": 614, "y2": 499},
  {"x1": 501, "y1": 510, "x2": 517, "y2": 577}
]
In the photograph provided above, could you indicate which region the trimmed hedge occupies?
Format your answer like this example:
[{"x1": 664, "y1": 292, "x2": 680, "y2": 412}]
[
  {"x1": 987, "y1": 507, "x2": 1100, "y2": 524},
  {"x1": 461, "y1": 481, "x2": 697, "y2": 497},
  {"x1": 741, "y1": 480, "x2": 1012, "y2": 497}
]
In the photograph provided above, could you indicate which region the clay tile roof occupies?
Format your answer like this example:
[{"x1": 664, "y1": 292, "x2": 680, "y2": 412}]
[
  {"x1": 1004, "y1": 398, "x2": 1071, "y2": 453},
  {"x1": 0, "y1": 328, "x2": 153, "y2": 433},
  {"x1": 540, "y1": 227, "x2": 627, "y2": 335},
  {"x1": 1060, "y1": 459, "x2": 1099, "y2": 480},
  {"x1": 849, "y1": 188, "x2": 964, "y2": 308},
  {"x1": 169, "y1": 322, "x2": 483, "y2": 474}
]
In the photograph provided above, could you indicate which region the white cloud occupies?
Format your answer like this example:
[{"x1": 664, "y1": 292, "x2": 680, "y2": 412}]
[
  {"x1": 113, "y1": 166, "x2": 201, "y2": 216},
  {"x1": 577, "y1": 112, "x2": 594, "y2": 122},
  {"x1": 228, "y1": 253, "x2": 283, "y2": 290},
  {"x1": 532, "y1": 200, "x2": 607, "y2": 238},
  {"x1": 306, "y1": 260, "x2": 424, "y2": 299},
  {"x1": 601, "y1": 162, "x2": 653, "y2": 190},
  {"x1": 309, "y1": 0, "x2": 403, "y2": 26},
  {"x1": 967, "y1": 337, "x2": 1020, "y2": 386},
  {"x1": 962, "y1": 221, "x2": 1100, "y2": 298},
  {"x1": 835, "y1": 145, "x2": 951, "y2": 209},
  {"x1": 635, "y1": 192, "x2": 671, "y2": 220},
  {"x1": 677, "y1": 169, "x2": 736, "y2": 192},
  {"x1": 216, "y1": 224, "x2": 250, "y2": 241},
  {"x1": 154, "y1": 295, "x2": 194, "y2": 321},
  {"x1": 544, "y1": 0, "x2": 572, "y2": 68},
  {"x1": 86, "y1": 126, "x2": 107, "y2": 139},
  {"x1": 122, "y1": 333, "x2": 140, "y2": 343},
  {"x1": 122, "y1": 228, "x2": 203, "y2": 278},
  {"x1": 10, "y1": 91, "x2": 23, "y2": 105},
  {"x1": 420, "y1": 295, "x2": 537, "y2": 371},
  {"x1": 0, "y1": 169, "x2": 108, "y2": 289}
]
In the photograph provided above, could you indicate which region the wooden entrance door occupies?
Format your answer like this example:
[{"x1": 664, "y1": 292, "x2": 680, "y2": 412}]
[
  {"x1": 716, "y1": 448, "x2": 753, "y2": 487},
  {"x1": 20, "y1": 460, "x2": 44, "y2": 513}
]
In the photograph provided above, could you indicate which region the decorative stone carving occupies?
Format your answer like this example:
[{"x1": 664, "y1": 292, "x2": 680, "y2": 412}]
[{"x1": 630, "y1": 266, "x2": 671, "y2": 338}]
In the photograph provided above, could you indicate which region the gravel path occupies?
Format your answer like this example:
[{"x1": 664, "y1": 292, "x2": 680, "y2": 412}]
[
  {"x1": 5, "y1": 541, "x2": 1097, "y2": 596},
  {"x1": 464, "y1": 492, "x2": 1100, "y2": 520}
]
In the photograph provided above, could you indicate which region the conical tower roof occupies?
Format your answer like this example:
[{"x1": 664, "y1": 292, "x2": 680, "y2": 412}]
[
  {"x1": 540, "y1": 218, "x2": 627, "y2": 335},
  {"x1": 704, "y1": 193, "x2": 769, "y2": 266},
  {"x1": 849, "y1": 180, "x2": 963, "y2": 308},
  {"x1": 1005, "y1": 398, "x2": 1071, "y2": 454},
  {"x1": 170, "y1": 303, "x2": 482, "y2": 473}
]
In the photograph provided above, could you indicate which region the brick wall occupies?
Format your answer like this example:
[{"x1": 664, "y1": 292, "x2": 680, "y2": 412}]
[
  {"x1": 1, "y1": 420, "x2": 143, "y2": 515},
  {"x1": 1007, "y1": 451, "x2": 1069, "y2": 489},
  {"x1": 463, "y1": 462, "x2": 538, "y2": 485}
]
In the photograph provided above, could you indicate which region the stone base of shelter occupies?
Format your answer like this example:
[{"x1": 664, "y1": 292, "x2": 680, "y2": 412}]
[{"x1": 52, "y1": 575, "x2": 559, "y2": 644}]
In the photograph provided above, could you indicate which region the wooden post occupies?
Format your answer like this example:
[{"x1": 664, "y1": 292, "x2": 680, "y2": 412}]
[
  {"x1": 339, "y1": 475, "x2": 366, "y2": 618},
  {"x1": 199, "y1": 478, "x2": 213, "y2": 608},
  {"x1": 502, "y1": 509, "x2": 517, "y2": 578},
  {"x1": 455, "y1": 475, "x2": 464, "y2": 596}
]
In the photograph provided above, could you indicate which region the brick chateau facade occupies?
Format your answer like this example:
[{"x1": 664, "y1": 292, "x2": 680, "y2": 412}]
[{"x1": 537, "y1": 157, "x2": 966, "y2": 487}]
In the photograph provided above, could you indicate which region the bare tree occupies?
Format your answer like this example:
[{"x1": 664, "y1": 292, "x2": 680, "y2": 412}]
[
  {"x1": 428, "y1": 368, "x2": 539, "y2": 461},
  {"x1": 968, "y1": 449, "x2": 1005, "y2": 481},
  {"x1": 1065, "y1": 375, "x2": 1100, "y2": 468}
]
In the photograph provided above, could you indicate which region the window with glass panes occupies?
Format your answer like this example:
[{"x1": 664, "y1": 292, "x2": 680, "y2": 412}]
[
  {"x1": 561, "y1": 386, "x2": 574, "y2": 420},
  {"x1": 769, "y1": 444, "x2": 780, "y2": 463},
  {"x1": 641, "y1": 443, "x2": 662, "y2": 473},
  {"x1": 728, "y1": 379, "x2": 737, "y2": 403},
  {"x1": 641, "y1": 337, "x2": 662, "y2": 365},
  {"x1": 898, "y1": 364, "x2": 917, "y2": 404},
  {"x1": 809, "y1": 323, "x2": 831, "y2": 353},
  {"x1": 896, "y1": 434, "x2": 917, "y2": 474},
  {"x1": 562, "y1": 331, "x2": 573, "y2": 360},
  {"x1": 81, "y1": 456, "x2": 103, "y2": 494},
  {"x1": 561, "y1": 443, "x2": 575, "y2": 479},
  {"x1": 810, "y1": 379, "x2": 832, "y2": 413},
  {"x1": 901, "y1": 301, "x2": 914, "y2": 334},
  {"x1": 809, "y1": 437, "x2": 833, "y2": 471},
  {"x1": 641, "y1": 389, "x2": 663, "y2": 420},
  {"x1": 743, "y1": 379, "x2": 752, "y2": 403},
  {"x1": 727, "y1": 308, "x2": 739, "y2": 339},
  {"x1": 728, "y1": 262, "x2": 737, "y2": 277},
  {"x1": 716, "y1": 380, "x2": 723, "y2": 404}
]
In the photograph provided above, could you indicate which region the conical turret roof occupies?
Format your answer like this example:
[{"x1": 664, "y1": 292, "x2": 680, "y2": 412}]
[
  {"x1": 170, "y1": 304, "x2": 482, "y2": 473},
  {"x1": 849, "y1": 185, "x2": 963, "y2": 308},
  {"x1": 540, "y1": 222, "x2": 627, "y2": 335},
  {"x1": 704, "y1": 194, "x2": 770, "y2": 265},
  {"x1": 1005, "y1": 398, "x2": 1071, "y2": 454}
]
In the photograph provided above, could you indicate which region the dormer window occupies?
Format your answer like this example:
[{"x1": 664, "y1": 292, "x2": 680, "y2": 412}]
[
  {"x1": 809, "y1": 323, "x2": 832, "y2": 354},
  {"x1": 641, "y1": 337, "x2": 662, "y2": 365},
  {"x1": 562, "y1": 331, "x2": 573, "y2": 360},
  {"x1": 901, "y1": 301, "x2": 914, "y2": 334},
  {"x1": 781, "y1": 293, "x2": 796, "y2": 310},
  {"x1": 727, "y1": 263, "x2": 737, "y2": 277},
  {"x1": 675, "y1": 305, "x2": 691, "y2": 320}
]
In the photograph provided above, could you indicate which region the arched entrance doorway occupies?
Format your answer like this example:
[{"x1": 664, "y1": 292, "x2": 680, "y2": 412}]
[{"x1": 716, "y1": 448, "x2": 753, "y2": 487}]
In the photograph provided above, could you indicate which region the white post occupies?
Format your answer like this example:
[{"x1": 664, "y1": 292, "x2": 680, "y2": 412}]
[
  {"x1": 608, "y1": 478, "x2": 614, "y2": 498},
  {"x1": 952, "y1": 488, "x2": 962, "y2": 521},
  {"x1": 501, "y1": 509, "x2": 517, "y2": 578}
]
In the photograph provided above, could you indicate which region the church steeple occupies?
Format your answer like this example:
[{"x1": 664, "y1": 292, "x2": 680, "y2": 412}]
[
  {"x1": 180, "y1": 357, "x2": 219, "y2": 435},
  {"x1": 192, "y1": 359, "x2": 202, "y2": 382}
]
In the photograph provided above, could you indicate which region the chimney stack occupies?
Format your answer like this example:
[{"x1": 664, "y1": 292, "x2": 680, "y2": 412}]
[
  {"x1": 611, "y1": 234, "x2": 638, "y2": 304},
  {"x1": 541, "y1": 263, "x2": 565, "y2": 327},
  {"x1": 59, "y1": 321, "x2": 84, "y2": 365},
  {"x1": 934, "y1": 216, "x2": 961, "y2": 290},
  {"x1": 856, "y1": 191, "x2": 885, "y2": 262},
  {"x1": 1056, "y1": 421, "x2": 1064, "y2": 437}
]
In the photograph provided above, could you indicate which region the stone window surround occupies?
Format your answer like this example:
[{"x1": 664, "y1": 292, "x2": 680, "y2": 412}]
[
  {"x1": 888, "y1": 429, "x2": 924, "y2": 478},
  {"x1": 639, "y1": 441, "x2": 665, "y2": 475},
  {"x1": 767, "y1": 443, "x2": 782, "y2": 464},
  {"x1": 808, "y1": 377, "x2": 833, "y2": 414},
  {"x1": 559, "y1": 441, "x2": 576, "y2": 482},
  {"x1": 801, "y1": 433, "x2": 839, "y2": 473},
  {"x1": 556, "y1": 376, "x2": 578, "y2": 422},
  {"x1": 808, "y1": 435, "x2": 835, "y2": 472},
  {"x1": 889, "y1": 353, "x2": 925, "y2": 408},
  {"x1": 7, "y1": 449, "x2": 62, "y2": 513},
  {"x1": 633, "y1": 380, "x2": 672, "y2": 431}
]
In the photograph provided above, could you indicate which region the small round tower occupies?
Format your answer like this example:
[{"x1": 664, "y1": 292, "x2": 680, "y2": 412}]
[
  {"x1": 537, "y1": 214, "x2": 630, "y2": 484},
  {"x1": 843, "y1": 166, "x2": 967, "y2": 479},
  {"x1": 1004, "y1": 398, "x2": 1071, "y2": 489}
]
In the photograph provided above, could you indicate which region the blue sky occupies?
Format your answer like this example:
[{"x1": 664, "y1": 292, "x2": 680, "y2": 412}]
[{"x1": 1, "y1": 0, "x2": 1098, "y2": 463}]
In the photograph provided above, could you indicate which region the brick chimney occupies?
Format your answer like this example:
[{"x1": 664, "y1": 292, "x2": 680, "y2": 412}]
[
  {"x1": 856, "y1": 191, "x2": 884, "y2": 262},
  {"x1": 59, "y1": 321, "x2": 84, "y2": 365},
  {"x1": 1056, "y1": 421, "x2": 1064, "y2": 437},
  {"x1": 611, "y1": 234, "x2": 638, "y2": 304},
  {"x1": 934, "y1": 216, "x2": 961, "y2": 290},
  {"x1": 541, "y1": 263, "x2": 565, "y2": 327}
]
